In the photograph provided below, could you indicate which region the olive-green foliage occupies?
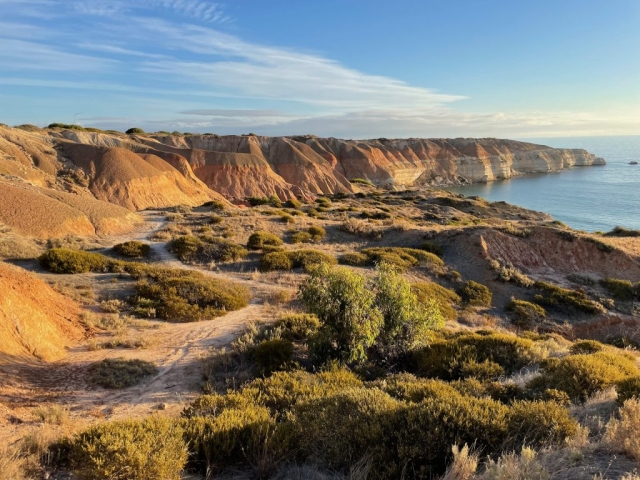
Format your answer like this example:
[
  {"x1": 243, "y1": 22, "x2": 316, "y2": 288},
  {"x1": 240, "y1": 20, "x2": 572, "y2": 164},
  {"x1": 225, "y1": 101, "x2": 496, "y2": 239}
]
[
  {"x1": 285, "y1": 198, "x2": 303, "y2": 208},
  {"x1": 457, "y1": 280, "x2": 493, "y2": 306},
  {"x1": 135, "y1": 272, "x2": 250, "y2": 322},
  {"x1": 528, "y1": 352, "x2": 639, "y2": 401},
  {"x1": 411, "y1": 281, "x2": 461, "y2": 322},
  {"x1": 247, "y1": 197, "x2": 271, "y2": 206},
  {"x1": 259, "y1": 251, "x2": 293, "y2": 271},
  {"x1": 570, "y1": 340, "x2": 606, "y2": 354},
  {"x1": 112, "y1": 241, "x2": 151, "y2": 258},
  {"x1": 71, "y1": 417, "x2": 187, "y2": 480},
  {"x1": 210, "y1": 200, "x2": 226, "y2": 211},
  {"x1": 534, "y1": 281, "x2": 605, "y2": 314},
  {"x1": 506, "y1": 299, "x2": 546, "y2": 329},
  {"x1": 374, "y1": 263, "x2": 445, "y2": 357},
  {"x1": 599, "y1": 278, "x2": 638, "y2": 301},
  {"x1": 308, "y1": 225, "x2": 326, "y2": 240},
  {"x1": 275, "y1": 314, "x2": 320, "y2": 341},
  {"x1": 280, "y1": 213, "x2": 295, "y2": 223},
  {"x1": 301, "y1": 265, "x2": 383, "y2": 364},
  {"x1": 247, "y1": 230, "x2": 283, "y2": 250},
  {"x1": 505, "y1": 400, "x2": 579, "y2": 447},
  {"x1": 260, "y1": 249, "x2": 336, "y2": 272},
  {"x1": 182, "y1": 405, "x2": 277, "y2": 475},
  {"x1": 268, "y1": 194, "x2": 283, "y2": 208},
  {"x1": 253, "y1": 339, "x2": 294, "y2": 376},
  {"x1": 290, "y1": 231, "x2": 312, "y2": 243},
  {"x1": 125, "y1": 127, "x2": 145, "y2": 135},
  {"x1": 412, "y1": 332, "x2": 539, "y2": 380},
  {"x1": 419, "y1": 241, "x2": 443, "y2": 257},
  {"x1": 360, "y1": 247, "x2": 444, "y2": 270},
  {"x1": 617, "y1": 376, "x2": 640, "y2": 404},
  {"x1": 605, "y1": 226, "x2": 640, "y2": 237},
  {"x1": 88, "y1": 358, "x2": 158, "y2": 389},
  {"x1": 169, "y1": 235, "x2": 247, "y2": 263},
  {"x1": 338, "y1": 252, "x2": 369, "y2": 266},
  {"x1": 39, "y1": 248, "x2": 116, "y2": 273},
  {"x1": 372, "y1": 373, "x2": 460, "y2": 403},
  {"x1": 350, "y1": 178, "x2": 374, "y2": 186},
  {"x1": 295, "y1": 388, "x2": 399, "y2": 471}
]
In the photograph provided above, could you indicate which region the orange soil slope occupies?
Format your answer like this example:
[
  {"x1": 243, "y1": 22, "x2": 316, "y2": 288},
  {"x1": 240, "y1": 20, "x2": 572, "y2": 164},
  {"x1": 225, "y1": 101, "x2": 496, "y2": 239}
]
[
  {"x1": 61, "y1": 143, "x2": 217, "y2": 210},
  {"x1": 0, "y1": 180, "x2": 142, "y2": 238},
  {"x1": 0, "y1": 262, "x2": 86, "y2": 363}
]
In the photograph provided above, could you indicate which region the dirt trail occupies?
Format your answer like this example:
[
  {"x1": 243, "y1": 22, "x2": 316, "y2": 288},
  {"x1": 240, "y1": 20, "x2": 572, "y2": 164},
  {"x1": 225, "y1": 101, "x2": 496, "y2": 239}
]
[{"x1": 1, "y1": 212, "x2": 292, "y2": 435}]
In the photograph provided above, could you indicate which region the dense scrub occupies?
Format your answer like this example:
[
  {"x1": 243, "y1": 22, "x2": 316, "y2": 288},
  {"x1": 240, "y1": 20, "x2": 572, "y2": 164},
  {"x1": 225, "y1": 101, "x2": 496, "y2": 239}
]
[
  {"x1": 169, "y1": 235, "x2": 248, "y2": 263},
  {"x1": 259, "y1": 249, "x2": 337, "y2": 272},
  {"x1": 247, "y1": 230, "x2": 283, "y2": 249},
  {"x1": 458, "y1": 280, "x2": 493, "y2": 306},
  {"x1": 39, "y1": 248, "x2": 116, "y2": 274},
  {"x1": 534, "y1": 281, "x2": 605, "y2": 314},
  {"x1": 112, "y1": 241, "x2": 150, "y2": 258},
  {"x1": 88, "y1": 358, "x2": 158, "y2": 389}
]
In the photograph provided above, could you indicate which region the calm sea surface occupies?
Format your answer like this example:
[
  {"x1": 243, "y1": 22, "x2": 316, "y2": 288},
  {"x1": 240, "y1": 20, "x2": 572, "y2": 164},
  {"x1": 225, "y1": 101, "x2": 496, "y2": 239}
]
[{"x1": 444, "y1": 135, "x2": 640, "y2": 232}]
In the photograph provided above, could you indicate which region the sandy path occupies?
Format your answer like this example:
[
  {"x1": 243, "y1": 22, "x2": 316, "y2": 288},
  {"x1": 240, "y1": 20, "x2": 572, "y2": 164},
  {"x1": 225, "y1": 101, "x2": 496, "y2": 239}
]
[{"x1": 1, "y1": 212, "x2": 292, "y2": 434}]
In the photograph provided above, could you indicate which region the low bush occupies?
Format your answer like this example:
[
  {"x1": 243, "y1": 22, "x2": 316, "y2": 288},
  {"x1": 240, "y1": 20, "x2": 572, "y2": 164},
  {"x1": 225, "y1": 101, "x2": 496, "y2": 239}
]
[
  {"x1": 412, "y1": 332, "x2": 539, "y2": 380},
  {"x1": 505, "y1": 400, "x2": 578, "y2": 447},
  {"x1": 39, "y1": 248, "x2": 116, "y2": 274},
  {"x1": 350, "y1": 178, "x2": 374, "y2": 186},
  {"x1": 280, "y1": 213, "x2": 295, "y2": 223},
  {"x1": 506, "y1": 299, "x2": 546, "y2": 329},
  {"x1": 88, "y1": 358, "x2": 158, "y2": 389},
  {"x1": 247, "y1": 230, "x2": 283, "y2": 250},
  {"x1": 458, "y1": 280, "x2": 493, "y2": 306},
  {"x1": 605, "y1": 226, "x2": 640, "y2": 237},
  {"x1": 604, "y1": 397, "x2": 640, "y2": 461},
  {"x1": 616, "y1": 376, "x2": 640, "y2": 404},
  {"x1": 290, "y1": 231, "x2": 312, "y2": 244},
  {"x1": 338, "y1": 252, "x2": 369, "y2": 266},
  {"x1": 570, "y1": 339, "x2": 606, "y2": 354},
  {"x1": 528, "y1": 352, "x2": 639, "y2": 401},
  {"x1": 419, "y1": 241, "x2": 443, "y2": 257},
  {"x1": 169, "y1": 235, "x2": 247, "y2": 263},
  {"x1": 210, "y1": 200, "x2": 227, "y2": 211},
  {"x1": 253, "y1": 339, "x2": 294, "y2": 376},
  {"x1": 71, "y1": 417, "x2": 186, "y2": 480},
  {"x1": 259, "y1": 251, "x2": 293, "y2": 271},
  {"x1": 275, "y1": 314, "x2": 321, "y2": 341},
  {"x1": 125, "y1": 127, "x2": 145, "y2": 135},
  {"x1": 285, "y1": 198, "x2": 303, "y2": 208},
  {"x1": 308, "y1": 225, "x2": 326, "y2": 240},
  {"x1": 354, "y1": 247, "x2": 444, "y2": 270},
  {"x1": 182, "y1": 405, "x2": 278, "y2": 475},
  {"x1": 489, "y1": 260, "x2": 534, "y2": 287},
  {"x1": 599, "y1": 278, "x2": 638, "y2": 301},
  {"x1": 112, "y1": 241, "x2": 150, "y2": 258},
  {"x1": 411, "y1": 282, "x2": 461, "y2": 322},
  {"x1": 534, "y1": 281, "x2": 606, "y2": 314}
]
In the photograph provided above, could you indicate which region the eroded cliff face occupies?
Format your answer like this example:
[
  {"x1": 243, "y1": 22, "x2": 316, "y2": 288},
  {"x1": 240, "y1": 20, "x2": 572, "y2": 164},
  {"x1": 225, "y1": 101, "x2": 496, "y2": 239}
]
[{"x1": 148, "y1": 135, "x2": 605, "y2": 199}]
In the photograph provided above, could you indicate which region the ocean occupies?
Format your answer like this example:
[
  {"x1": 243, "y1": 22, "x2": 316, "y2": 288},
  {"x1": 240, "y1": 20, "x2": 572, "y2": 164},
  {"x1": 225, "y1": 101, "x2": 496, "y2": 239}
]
[{"x1": 444, "y1": 135, "x2": 640, "y2": 233}]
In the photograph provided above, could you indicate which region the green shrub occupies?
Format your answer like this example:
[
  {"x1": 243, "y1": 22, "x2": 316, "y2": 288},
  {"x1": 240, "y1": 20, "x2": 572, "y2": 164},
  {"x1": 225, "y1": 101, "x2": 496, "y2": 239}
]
[
  {"x1": 285, "y1": 198, "x2": 302, "y2": 208},
  {"x1": 210, "y1": 200, "x2": 226, "y2": 211},
  {"x1": 182, "y1": 406, "x2": 277, "y2": 475},
  {"x1": 534, "y1": 281, "x2": 605, "y2": 314},
  {"x1": 280, "y1": 213, "x2": 295, "y2": 223},
  {"x1": 338, "y1": 252, "x2": 369, "y2": 266},
  {"x1": 289, "y1": 249, "x2": 337, "y2": 271},
  {"x1": 247, "y1": 197, "x2": 270, "y2": 206},
  {"x1": 290, "y1": 231, "x2": 312, "y2": 244},
  {"x1": 411, "y1": 282, "x2": 461, "y2": 322},
  {"x1": 412, "y1": 332, "x2": 539, "y2": 380},
  {"x1": 71, "y1": 417, "x2": 186, "y2": 480},
  {"x1": 88, "y1": 358, "x2": 158, "y2": 389},
  {"x1": 253, "y1": 339, "x2": 294, "y2": 376},
  {"x1": 259, "y1": 251, "x2": 293, "y2": 271},
  {"x1": 458, "y1": 280, "x2": 493, "y2": 306},
  {"x1": 135, "y1": 274, "x2": 250, "y2": 322},
  {"x1": 39, "y1": 248, "x2": 115, "y2": 273},
  {"x1": 360, "y1": 247, "x2": 444, "y2": 270},
  {"x1": 294, "y1": 388, "x2": 399, "y2": 471},
  {"x1": 247, "y1": 230, "x2": 283, "y2": 250},
  {"x1": 373, "y1": 374, "x2": 460, "y2": 403},
  {"x1": 528, "y1": 352, "x2": 639, "y2": 401},
  {"x1": 112, "y1": 241, "x2": 151, "y2": 258},
  {"x1": 506, "y1": 299, "x2": 546, "y2": 329},
  {"x1": 125, "y1": 127, "x2": 145, "y2": 135},
  {"x1": 617, "y1": 376, "x2": 640, "y2": 404},
  {"x1": 599, "y1": 278, "x2": 637, "y2": 301},
  {"x1": 419, "y1": 241, "x2": 443, "y2": 257},
  {"x1": 350, "y1": 178, "x2": 374, "y2": 186},
  {"x1": 268, "y1": 194, "x2": 283, "y2": 208},
  {"x1": 275, "y1": 314, "x2": 320, "y2": 341},
  {"x1": 605, "y1": 226, "x2": 640, "y2": 237},
  {"x1": 570, "y1": 339, "x2": 606, "y2": 354},
  {"x1": 505, "y1": 400, "x2": 579, "y2": 447},
  {"x1": 169, "y1": 236, "x2": 247, "y2": 263},
  {"x1": 301, "y1": 265, "x2": 383, "y2": 364},
  {"x1": 308, "y1": 225, "x2": 326, "y2": 240}
]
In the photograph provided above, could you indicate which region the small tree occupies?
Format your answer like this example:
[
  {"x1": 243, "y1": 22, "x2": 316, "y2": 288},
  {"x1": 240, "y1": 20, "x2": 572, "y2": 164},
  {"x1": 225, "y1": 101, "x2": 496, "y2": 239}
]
[
  {"x1": 300, "y1": 265, "x2": 382, "y2": 364},
  {"x1": 374, "y1": 262, "x2": 444, "y2": 358}
]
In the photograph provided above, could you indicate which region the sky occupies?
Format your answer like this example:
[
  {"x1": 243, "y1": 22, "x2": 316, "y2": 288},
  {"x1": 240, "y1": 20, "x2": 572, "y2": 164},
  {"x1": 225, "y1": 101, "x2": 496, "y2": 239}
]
[{"x1": 0, "y1": 0, "x2": 639, "y2": 138}]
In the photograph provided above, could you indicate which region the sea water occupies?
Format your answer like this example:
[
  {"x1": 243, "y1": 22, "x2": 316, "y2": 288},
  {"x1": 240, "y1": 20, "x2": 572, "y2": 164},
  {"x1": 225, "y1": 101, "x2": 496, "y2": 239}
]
[{"x1": 444, "y1": 135, "x2": 640, "y2": 232}]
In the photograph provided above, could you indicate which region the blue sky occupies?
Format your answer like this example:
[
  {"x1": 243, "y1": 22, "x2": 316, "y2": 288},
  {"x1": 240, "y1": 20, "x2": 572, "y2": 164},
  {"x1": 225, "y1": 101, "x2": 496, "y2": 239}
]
[{"x1": 1, "y1": 0, "x2": 638, "y2": 138}]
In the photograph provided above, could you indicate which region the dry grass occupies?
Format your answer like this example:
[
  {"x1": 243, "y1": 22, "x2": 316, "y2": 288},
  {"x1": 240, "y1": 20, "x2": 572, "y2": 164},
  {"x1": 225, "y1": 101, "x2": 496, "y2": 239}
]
[
  {"x1": 441, "y1": 445, "x2": 478, "y2": 480},
  {"x1": 0, "y1": 444, "x2": 26, "y2": 480},
  {"x1": 338, "y1": 217, "x2": 385, "y2": 239},
  {"x1": 87, "y1": 335, "x2": 153, "y2": 351},
  {"x1": 80, "y1": 311, "x2": 129, "y2": 331},
  {"x1": 0, "y1": 234, "x2": 44, "y2": 259},
  {"x1": 605, "y1": 398, "x2": 640, "y2": 461},
  {"x1": 32, "y1": 405, "x2": 69, "y2": 425}
]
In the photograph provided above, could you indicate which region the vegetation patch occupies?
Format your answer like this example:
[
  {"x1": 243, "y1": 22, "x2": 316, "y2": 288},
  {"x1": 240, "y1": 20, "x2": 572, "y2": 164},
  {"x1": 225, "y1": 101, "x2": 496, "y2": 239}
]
[
  {"x1": 39, "y1": 248, "x2": 118, "y2": 274},
  {"x1": 534, "y1": 281, "x2": 606, "y2": 314},
  {"x1": 88, "y1": 358, "x2": 158, "y2": 389},
  {"x1": 247, "y1": 230, "x2": 283, "y2": 250},
  {"x1": 169, "y1": 235, "x2": 248, "y2": 263},
  {"x1": 604, "y1": 226, "x2": 640, "y2": 237},
  {"x1": 259, "y1": 249, "x2": 336, "y2": 272},
  {"x1": 457, "y1": 280, "x2": 493, "y2": 306},
  {"x1": 599, "y1": 278, "x2": 638, "y2": 301},
  {"x1": 71, "y1": 417, "x2": 186, "y2": 480},
  {"x1": 506, "y1": 299, "x2": 546, "y2": 329},
  {"x1": 112, "y1": 241, "x2": 150, "y2": 258},
  {"x1": 411, "y1": 282, "x2": 460, "y2": 322}
]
